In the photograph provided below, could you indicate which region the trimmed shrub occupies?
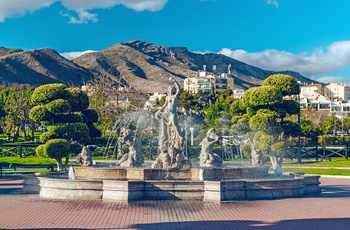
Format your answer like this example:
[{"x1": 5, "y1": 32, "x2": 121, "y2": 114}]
[
  {"x1": 46, "y1": 99, "x2": 71, "y2": 114},
  {"x1": 53, "y1": 113, "x2": 83, "y2": 123},
  {"x1": 70, "y1": 141, "x2": 83, "y2": 155},
  {"x1": 36, "y1": 144, "x2": 45, "y2": 157},
  {"x1": 40, "y1": 132, "x2": 55, "y2": 143},
  {"x1": 82, "y1": 109, "x2": 99, "y2": 123},
  {"x1": 29, "y1": 105, "x2": 52, "y2": 123},
  {"x1": 44, "y1": 139, "x2": 71, "y2": 159},
  {"x1": 31, "y1": 83, "x2": 68, "y2": 105},
  {"x1": 65, "y1": 88, "x2": 89, "y2": 112},
  {"x1": 66, "y1": 122, "x2": 90, "y2": 144}
]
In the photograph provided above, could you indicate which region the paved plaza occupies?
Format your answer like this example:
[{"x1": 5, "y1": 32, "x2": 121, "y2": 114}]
[{"x1": 0, "y1": 176, "x2": 350, "y2": 229}]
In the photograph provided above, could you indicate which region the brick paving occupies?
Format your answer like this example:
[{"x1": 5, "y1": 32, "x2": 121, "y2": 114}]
[{"x1": 0, "y1": 176, "x2": 349, "y2": 230}]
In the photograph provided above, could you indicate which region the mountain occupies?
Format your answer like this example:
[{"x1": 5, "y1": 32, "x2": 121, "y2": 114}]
[
  {"x1": 74, "y1": 40, "x2": 316, "y2": 93},
  {"x1": 0, "y1": 40, "x2": 317, "y2": 92},
  {"x1": 0, "y1": 48, "x2": 93, "y2": 88}
]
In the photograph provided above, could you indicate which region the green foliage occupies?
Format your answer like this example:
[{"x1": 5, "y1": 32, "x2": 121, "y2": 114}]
[
  {"x1": 39, "y1": 132, "x2": 53, "y2": 143},
  {"x1": 31, "y1": 83, "x2": 68, "y2": 105},
  {"x1": 249, "y1": 110, "x2": 278, "y2": 131},
  {"x1": 35, "y1": 144, "x2": 45, "y2": 157},
  {"x1": 47, "y1": 122, "x2": 90, "y2": 144},
  {"x1": 65, "y1": 87, "x2": 89, "y2": 112},
  {"x1": 253, "y1": 131, "x2": 276, "y2": 154},
  {"x1": 318, "y1": 135, "x2": 350, "y2": 146},
  {"x1": 70, "y1": 141, "x2": 83, "y2": 154},
  {"x1": 322, "y1": 117, "x2": 340, "y2": 134},
  {"x1": 281, "y1": 100, "x2": 300, "y2": 115},
  {"x1": 46, "y1": 99, "x2": 71, "y2": 114},
  {"x1": 270, "y1": 141, "x2": 285, "y2": 152},
  {"x1": 242, "y1": 143, "x2": 252, "y2": 158},
  {"x1": 53, "y1": 113, "x2": 83, "y2": 123},
  {"x1": 43, "y1": 139, "x2": 71, "y2": 159},
  {"x1": 249, "y1": 85, "x2": 283, "y2": 108},
  {"x1": 262, "y1": 74, "x2": 300, "y2": 96},
  {"x1": 281, "y1": 120, "x2": 301, "y2": 137},
  {"x1": 29, "y1": 105, "x2": 52, "y2": 123},
  {"x1": 82, "y1": 109, "x2": 99, "y2": 123}
]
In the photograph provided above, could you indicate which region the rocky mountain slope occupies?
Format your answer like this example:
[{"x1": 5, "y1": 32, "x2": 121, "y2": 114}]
[
  {"x1": 0, "y1": 48, "x2": 93, "y2": 88},
  {"x1": 74, "y1": 40, "x2": 316, "y2": 93},
  {"x1": 0, "y1": 40, "x2": 317, "y2": 93}
]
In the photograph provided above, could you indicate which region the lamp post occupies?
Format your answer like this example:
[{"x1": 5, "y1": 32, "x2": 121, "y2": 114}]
[{"x1": 297, "y1": 94, "x2": 302, "y2": 164}]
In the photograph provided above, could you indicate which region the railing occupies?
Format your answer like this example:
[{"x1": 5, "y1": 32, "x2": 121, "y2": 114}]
[
  {"x1": 1, "y1": 143, "x2": 40, "y2": 158},
  {"x1": 284, "y1": 145, "x2": 348, "y2": 161}
]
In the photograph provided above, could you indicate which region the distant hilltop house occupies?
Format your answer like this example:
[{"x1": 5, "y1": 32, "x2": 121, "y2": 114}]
[{"x1": 183, "y1": 66, "x2": 235, "y2": 96}]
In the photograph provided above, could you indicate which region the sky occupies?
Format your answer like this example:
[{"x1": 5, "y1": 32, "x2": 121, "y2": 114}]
[{"x1": 1, "y1": 0, "x2": 350, "y2": 85}]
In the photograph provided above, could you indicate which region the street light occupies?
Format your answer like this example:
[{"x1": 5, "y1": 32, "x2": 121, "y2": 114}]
[{"x1": 297, "y1": 94, "x2": 302, "y2": 164}]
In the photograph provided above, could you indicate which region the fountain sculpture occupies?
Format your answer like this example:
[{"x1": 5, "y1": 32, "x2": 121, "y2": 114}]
[
  {"x1": 23, "y1": 78, "x2": 321, "y2": 202},
  {"x1": 152, "y1": 78, "x2": 191, "y2": 170}
]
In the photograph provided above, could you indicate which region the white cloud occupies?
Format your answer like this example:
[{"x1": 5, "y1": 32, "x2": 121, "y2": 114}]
[
  {"x1": 0, "y1": 0, "x2": 54, "y2": 22},
  {"x1": 60, "y1": 50, "x2": 96, "y2": 60},
  {"x1": 218, "y1": 40, "x2": 350, "y2": 77},
  {"x1": 266, "y1": 0, "x2": 279, "y2": 9},
  {"x1": 0, "y1": 0, "x2": 168, "y2": 23},
  {"x1": 60, "y1": 10, "x2": 98, "y2": 24}
]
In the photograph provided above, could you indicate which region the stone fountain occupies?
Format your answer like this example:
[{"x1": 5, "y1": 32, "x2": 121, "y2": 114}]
[{"x1": 23, "y1": 78, "x2": 321, "y2": 202}]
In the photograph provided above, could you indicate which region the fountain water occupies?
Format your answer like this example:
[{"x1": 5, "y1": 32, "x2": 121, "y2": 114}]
[{"x1": 23, "y1": 78, "x2": 321, "y2": 202}]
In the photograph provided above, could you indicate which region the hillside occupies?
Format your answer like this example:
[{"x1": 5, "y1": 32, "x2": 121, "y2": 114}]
[
  {"x1": 74, "y1": 40, "x2": 316, "y2": 93},
  {"x1": 0, "y1": 48, "x2": 94, "y2": 88},
  {"x1": 0, "y1": 40, "x2": 317, "y2": 92}
]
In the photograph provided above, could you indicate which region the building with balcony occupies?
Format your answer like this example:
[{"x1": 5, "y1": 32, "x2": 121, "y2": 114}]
[{"x1": 184, "y1": 71, "x2": 234, "y2": 96}]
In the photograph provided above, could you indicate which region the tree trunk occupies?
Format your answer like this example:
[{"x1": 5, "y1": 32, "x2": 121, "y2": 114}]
[
  {"x1": 21, "y1": 120, "x2": 27, "y2": 141},
  {"x1": 64, "y1": 153, "x2": 70, "y2": 171},
  {"x1": 31, "y1": 122, "x2": 35, "y2": 141},
  {"x1": 55, "y1": 158, "x2": 63, "y2": 172}
]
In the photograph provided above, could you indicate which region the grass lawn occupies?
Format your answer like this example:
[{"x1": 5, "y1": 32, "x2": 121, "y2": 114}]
[
  {"x1": 283, "y1": 157, "x2": 350, "y2": 167},
  {"x1": 282, "y1": 167, "x2": 350, "y2": 176},
  {"x1": 1, "y1": 155, "x2": 350, "y2": 176}
]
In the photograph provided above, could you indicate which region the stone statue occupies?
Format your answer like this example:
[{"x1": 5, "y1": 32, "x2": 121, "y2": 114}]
[
  {"x1": 118, "y1": 127, "x2": 144, "y2": 167},
  {"x1": 152, "y1": 77, "x2": 191, "y2": 170},
  {"x1": 251, "y1": 146, "x2": 262, "y2": 165},
  {"x1": 76, "y1": 145, "x2": 96, "y2": 166},
  {"x1": 199, "y1": 128, "x2": 223, "y2": 167}
]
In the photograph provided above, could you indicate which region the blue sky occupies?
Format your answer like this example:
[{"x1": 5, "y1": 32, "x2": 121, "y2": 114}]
[{"x1": 1, "y1": 0, "x2": 350, "y2": 85}]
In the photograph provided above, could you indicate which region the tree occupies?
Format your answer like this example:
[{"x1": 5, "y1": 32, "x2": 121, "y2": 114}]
[
  {"x1": 234, "y1": 74, "x2": 301, "y2": 175},
  {"x1": 0, "y1": 84, "x2": 34, "y2": 140},
  {"x1": 30, "y1": 83, "x2": 100, "y2": 171}
]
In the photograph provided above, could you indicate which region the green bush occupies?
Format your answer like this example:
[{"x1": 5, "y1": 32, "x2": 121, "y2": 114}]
[
  {"x1": 31, "y1": 83, "x2": 68, "y2": 105},
  {"x1": 44, "y1": 139, "x2": 71, "y2": 159},
  {"x1": 86, "y1": 122, "x2": 102, "y2": 138},
  {"x1": 29, "y1": 105, "x2": 52, "y2": 123},
  {"x1": 39, "y1": 132, "x2": 54, "y2": 143},
  {"x1": 318, "y1": 135, "x2": 350, "y2": 146},
  {"x1": 36, "y1": 144, "x2": 45, "y2": 157},
  {"x1": 70, "y1": 141, "x2": 83, "y2": 154},
  {"x1": 53, "y1": 113, "x2": 83, "y2": 123},
  {"x1": 46, "y1": 123, "x2": 90, "y2": 144},
  {"x1": 66, "y1": 122, "x2": 90, "y2": 144},
  {"x1": 82, "y1": 109, "x2": 99, "y2": 123},
  {"x1": 65, "y1": 88, "x2": 89, "y2": 112},
  {"x1": 46, "y1": 99, "x2": 71, "y2": 114}
]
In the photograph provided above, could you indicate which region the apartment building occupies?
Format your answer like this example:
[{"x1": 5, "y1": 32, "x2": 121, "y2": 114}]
[
  {"x1": 325, "y1": 83, "x2": 350, "y2": 102},
  {"x1": 184, "y1": 71, "x2": 234, "y2": 95}
]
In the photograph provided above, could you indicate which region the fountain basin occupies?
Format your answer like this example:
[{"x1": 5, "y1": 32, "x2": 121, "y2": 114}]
[
  {"x1": 73, "y1": 165, "x2": 270, "y2": 181},
  {"x1": 22, "y1": 168, "x2": 321, "y2": 202}
]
